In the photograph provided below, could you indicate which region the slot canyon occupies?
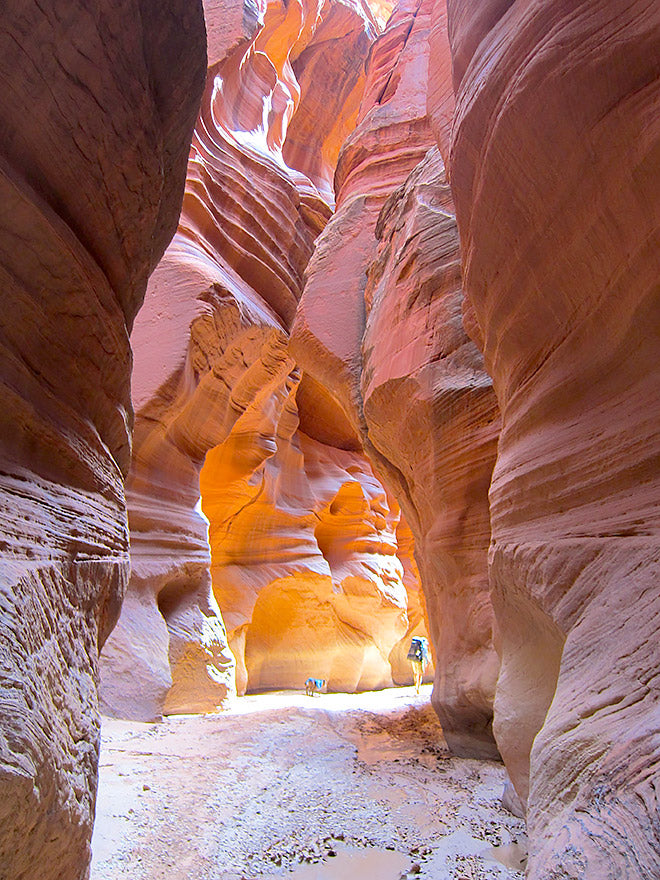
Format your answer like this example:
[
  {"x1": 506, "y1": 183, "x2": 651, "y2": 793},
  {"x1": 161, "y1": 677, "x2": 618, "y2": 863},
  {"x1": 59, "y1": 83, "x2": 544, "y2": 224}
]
[{"x1": 0, "y1": 0, "x2": 658, "y2": 878}]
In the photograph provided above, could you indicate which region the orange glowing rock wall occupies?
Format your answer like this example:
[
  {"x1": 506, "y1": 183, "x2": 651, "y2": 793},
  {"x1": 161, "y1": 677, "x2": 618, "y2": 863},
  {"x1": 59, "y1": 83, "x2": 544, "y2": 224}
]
[
  {"x1": 0, "y1": 1, "x2": 206, "y2": 876},
  {"x1": 100, "y1": 0, "x2": 422, "y2": 711},
  {"x1": 202, "y1": 419, "x2": 410, "y2": 694},
  {"x1": 443, "y1": 0, "x2": 660, "y2": 874},
  {"x1": 291, "y1": 0, "x2": 499, "y2": 757}
]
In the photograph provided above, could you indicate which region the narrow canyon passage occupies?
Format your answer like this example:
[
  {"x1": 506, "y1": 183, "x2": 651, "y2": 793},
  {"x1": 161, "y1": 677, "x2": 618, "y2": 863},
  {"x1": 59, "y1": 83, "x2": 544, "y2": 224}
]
[
  {"x1": 91, "y1": 688, "x2": 525, "y2": 880},
  {"x1": 3, "y1": 0, "x2": 659, "y2": 877}
]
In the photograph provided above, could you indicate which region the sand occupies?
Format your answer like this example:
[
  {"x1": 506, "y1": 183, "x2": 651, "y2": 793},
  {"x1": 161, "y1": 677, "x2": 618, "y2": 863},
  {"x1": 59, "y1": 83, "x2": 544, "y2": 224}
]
[{"x1": 91, "y1": 685, "x2": 526, "y2": 879}]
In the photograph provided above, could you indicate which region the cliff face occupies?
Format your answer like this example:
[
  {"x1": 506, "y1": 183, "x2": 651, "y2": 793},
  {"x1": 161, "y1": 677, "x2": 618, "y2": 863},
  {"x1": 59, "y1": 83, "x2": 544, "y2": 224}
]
[
  {"x1": 362, "y1": 148, "x2": 500, "y2": 757},
  {"x1": 444, "y1": 0, "x2": 660, "y2": 874},
  {"x1": 0, "y1": 1, "x2": 206, "y2": 877},
  {"x1": 291, "y1": 0, "x2": 499, "y2": 756},
  {"x1": 99, "y1": 0, "x2": 423, "y2": 711},
  {"x1": 202, "y1": 409, "x2": 410, "y2": 694},
  {"x1": 291, "y1": 0, "x2": 438, "y2": 427}
]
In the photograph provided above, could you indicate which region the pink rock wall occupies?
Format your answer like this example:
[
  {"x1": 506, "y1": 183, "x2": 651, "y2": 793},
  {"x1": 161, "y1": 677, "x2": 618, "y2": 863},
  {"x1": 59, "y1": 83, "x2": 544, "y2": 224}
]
[
  {"x1": 291, "y1": 0, "x2": 437, "y2": 427},
  {"x1": 362, "y1": 147, "x2": 500, "y2": 757},
  {"x1": 444, "y1": 0, "x2": 660, "y2": 874},
  {"x1": 291, "y1": 0, "x2": 499, "y2": 756},
  {"x1": 0, "y1": 0, "x2": 206, "y2": 876},
  {"x1": 100, "y1": 0, "x2": 418, "y2": 712}
]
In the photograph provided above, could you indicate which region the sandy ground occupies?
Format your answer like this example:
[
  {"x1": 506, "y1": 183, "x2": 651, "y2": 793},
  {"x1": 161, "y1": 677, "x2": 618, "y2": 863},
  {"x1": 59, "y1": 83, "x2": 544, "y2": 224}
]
[{"x1": 91, "y1": 686, "x2": 526, "y2": 880}]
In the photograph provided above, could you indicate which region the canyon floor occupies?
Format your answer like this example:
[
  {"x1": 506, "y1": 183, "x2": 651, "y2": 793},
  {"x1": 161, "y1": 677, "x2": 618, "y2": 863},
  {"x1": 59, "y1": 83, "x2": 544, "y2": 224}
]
[{"x1": 91, "y1": 686, "x2": 527, "y2": 880}]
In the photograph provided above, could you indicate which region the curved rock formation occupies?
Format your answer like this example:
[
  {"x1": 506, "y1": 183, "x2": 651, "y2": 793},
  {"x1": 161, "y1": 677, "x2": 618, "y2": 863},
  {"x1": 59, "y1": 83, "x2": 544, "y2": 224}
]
[
  {"x1": 362, "y1": 147, "x2": 500, "y2": 757},
  {"x1": 0, "y1": 1, "x2": 206, "y2": 877},
  {"x1": 100, "y1": 0, "x2": 417, "y2": 713},
  {"x1": 291, "y1": 0, "x2": 438, "y2": 427},
  {"x1": 202, "y1": 406, "x2": 409, "y2": 694},
  {"x1": 444, "y1": 0, "x2": 660, "y2": 874},
  {"x1": 291, "y1": 0, "x2": 499, "y2": 756}
]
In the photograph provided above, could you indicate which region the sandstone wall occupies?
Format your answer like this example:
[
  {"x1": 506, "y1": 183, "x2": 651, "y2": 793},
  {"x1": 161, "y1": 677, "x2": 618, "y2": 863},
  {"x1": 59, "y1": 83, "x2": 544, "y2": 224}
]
[
  {"x1": 362, "y1": 148, "x2": 500, "y2": 757},
  {"x1": 291, "y1": 0, "x2": 499, "y2": 756},
  {"x1": 202, "y1": 406, "x2": 410, "y2": 694},
  {"x1": 100, "y1": 0, "x2": 420, "y2": 711},
  {"x1": 444, "y1": 0, "x2": 660, "y2": 874},
  {"x1": 0, "y1": 1, "x2": 206, "y2": 876}
]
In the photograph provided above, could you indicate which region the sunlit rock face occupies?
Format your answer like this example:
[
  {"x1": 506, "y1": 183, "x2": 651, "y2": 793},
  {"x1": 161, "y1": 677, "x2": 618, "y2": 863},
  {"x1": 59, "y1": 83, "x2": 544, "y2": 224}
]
[
  {"x1": 444, "y1": 0, "x2": 660, "y2": 874},
  {"x1": 100, "y1": 0, "x2": 415, "y2": 712},
  {"x1": 0, "y1": 1, "x2": 206, "y2": 877},
  {"x1": 202, "y1": 403, "x2": 409, "y2": 694},
  {"x1": 291, "y1": 0, "x2": 499, "y2": 756}
]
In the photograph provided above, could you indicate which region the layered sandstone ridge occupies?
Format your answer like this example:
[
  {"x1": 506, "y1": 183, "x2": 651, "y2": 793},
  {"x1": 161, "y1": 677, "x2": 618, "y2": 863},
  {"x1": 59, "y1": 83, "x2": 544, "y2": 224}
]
[
  {"x1": 201, "y1": 399, "x2": 412, "y2": 694},
  {"x1": 291, "y1": 0, "x2": 499, "y2": 756},
  {"x1": 0, "y1": 1, "x2": 206, "y2": 877},
  {"x1": 100, "y1": 0, "x2": 427, "y2": 714},
  {"x1": 362, "y1": 148, "x2": 500, "y2": 757},
  {"x1": 444, "y1": 0, "x2": 660, "y2": 875}
]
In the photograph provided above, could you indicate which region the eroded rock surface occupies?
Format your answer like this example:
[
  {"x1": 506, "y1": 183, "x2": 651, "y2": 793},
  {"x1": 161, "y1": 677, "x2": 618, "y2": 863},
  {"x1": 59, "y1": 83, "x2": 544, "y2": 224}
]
[
  {"x1": 291, "y1": 0, "x2": 499, "y2": 755},
  {"x1": 100, "y1": 0, "x2": 419, "y2": 711},
  {"x1": 0, "y1": 0, "x2": 206, "y2": 876},
  {"x1": 444, "y1": 0, "x2": 660, "y2": 874},
  {"x1": 202, "y1": 410, "x2": 409, "y2": 694},
  {"x1": 291, "y1": 0, "x2": 437, "y2": 427},
  {"x1": 362, "y1": 148, "x2": 500, "y2": 757}
]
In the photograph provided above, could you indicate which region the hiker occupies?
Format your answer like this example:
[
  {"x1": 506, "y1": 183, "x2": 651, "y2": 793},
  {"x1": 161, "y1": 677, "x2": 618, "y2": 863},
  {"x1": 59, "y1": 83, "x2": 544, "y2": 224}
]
[
  {"x1": 305, "y1": 677, "x2": 326, "y2": 697},
  {"x1": 407, "y1": 636, "x2": 430, "y2": 694}
]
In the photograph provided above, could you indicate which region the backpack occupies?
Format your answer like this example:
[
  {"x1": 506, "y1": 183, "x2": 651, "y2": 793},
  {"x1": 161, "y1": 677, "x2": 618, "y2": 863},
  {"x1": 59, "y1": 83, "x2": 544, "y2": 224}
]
[{"x1": 407, "y1": 636, "x2": 429, "y2": 662}]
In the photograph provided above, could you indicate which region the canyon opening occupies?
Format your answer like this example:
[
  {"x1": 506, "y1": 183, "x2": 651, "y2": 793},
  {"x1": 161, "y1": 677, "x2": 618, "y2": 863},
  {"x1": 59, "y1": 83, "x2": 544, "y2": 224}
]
[{"x1": 1, "y1": 1, "x2": 659, "y2": 879}]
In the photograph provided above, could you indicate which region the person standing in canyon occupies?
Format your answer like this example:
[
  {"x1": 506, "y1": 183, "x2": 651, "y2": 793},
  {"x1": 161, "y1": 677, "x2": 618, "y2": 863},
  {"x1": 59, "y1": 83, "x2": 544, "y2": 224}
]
[{"x1": 407, "y1": 637, "x2": 430, "y2": 694}]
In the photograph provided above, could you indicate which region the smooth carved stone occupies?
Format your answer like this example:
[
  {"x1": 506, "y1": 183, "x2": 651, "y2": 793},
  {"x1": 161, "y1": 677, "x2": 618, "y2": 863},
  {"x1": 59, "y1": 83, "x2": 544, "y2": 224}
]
[
  {"x1": 444, "y1": 0, "x2": 660, "y2": 874},
  {"x1": 201, "y1": 408, "x2": 409, "y2": 695},
  {"x1": 100, "y1": 0, "x2": 397, "y2": 712},
  {"x1": 291, "y1": 0, "x2": 437, "y2": 430},
  {"x1": 362, "y1": 148, "x2": 501, "y2": 758},
  {"x1": 100, "y1": 276, "x2": 294, "y2": 717},
  {"x1": 292, "y1": 0, "x2": 497, "y2": 756},
  {"x1": 0, "y1": 1, "x2": 206, "y2": 877}
]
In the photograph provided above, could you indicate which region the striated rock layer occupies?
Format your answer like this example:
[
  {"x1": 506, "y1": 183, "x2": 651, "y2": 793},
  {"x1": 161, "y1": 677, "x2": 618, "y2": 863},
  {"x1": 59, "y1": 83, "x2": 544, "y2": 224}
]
[
  {"x1": 101, "y1": 0, "x2": 420, "y2": 711},
  {"x1": 0, "y1": 1, "x2": 206, "y2": 877},
  {"x1": 291, "y1": 0, "x2": 499, "y2": 756},
  {"x1": 362, "y1": 148, "x2": 500, "y2": 757},
  {"x1": 444, "y1": 0, "x2": 660, "y2": 875},
  {"x1": 201, "y1": 400, "x2": 410, "y2": 695}
]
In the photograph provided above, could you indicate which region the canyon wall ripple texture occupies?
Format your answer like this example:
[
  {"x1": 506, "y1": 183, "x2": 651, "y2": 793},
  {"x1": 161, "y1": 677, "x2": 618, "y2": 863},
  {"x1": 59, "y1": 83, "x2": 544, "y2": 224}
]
[
  {"x1": 444, "y1": 0, "x2": 660, "y2": 875},
  {"x1": 100, "y1": 0, "x2": 421, "y2": 709},
  {"x1": 292, "y1": 0, "x2": 500, "y2": 756},
  {"x1": 0, "y1": 1, "x2": 206, "y2": 876}
]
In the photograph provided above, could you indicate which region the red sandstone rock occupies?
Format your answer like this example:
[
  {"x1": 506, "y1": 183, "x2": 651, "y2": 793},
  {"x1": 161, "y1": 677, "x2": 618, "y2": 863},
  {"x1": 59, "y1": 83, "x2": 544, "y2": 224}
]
[
  {"x1": 100, "y1": 0, "x2": 417, "y2": 712},
  {"x1": 202, "y1": 410, "x2": 409, "y2": 694},
  {"x1": 0, "y1": 1, "x2": 206, "y2": 876},
  {"x1": 362, "y1": 148, "x2": 500, "y2": 757},
  {"x1": 291, "y1": 0, "x2": 437, "y2": 428},
  {"x1": 444, "y1": 0, "x2": 660, "y2": 874},
  {"x1": 291, "y1": 0, "x2": 498, "y2": 757}
]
